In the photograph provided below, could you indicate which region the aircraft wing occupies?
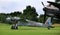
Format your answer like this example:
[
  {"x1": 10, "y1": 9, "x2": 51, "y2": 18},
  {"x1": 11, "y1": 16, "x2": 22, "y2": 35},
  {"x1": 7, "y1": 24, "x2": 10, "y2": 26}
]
[{"x1": 47, "y1": 1, "x2": 60, "y2": 9}]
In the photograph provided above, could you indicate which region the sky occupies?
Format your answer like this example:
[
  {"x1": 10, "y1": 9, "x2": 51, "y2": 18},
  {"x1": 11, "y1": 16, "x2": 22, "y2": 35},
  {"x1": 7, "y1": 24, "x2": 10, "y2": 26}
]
[{"x1": 0, "y1": 0, "x2": 55, "y2": 15}]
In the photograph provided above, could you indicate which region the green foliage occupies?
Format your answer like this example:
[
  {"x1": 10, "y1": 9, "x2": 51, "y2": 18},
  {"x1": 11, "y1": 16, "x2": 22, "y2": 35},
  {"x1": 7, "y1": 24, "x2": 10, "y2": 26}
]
[
  {"x1": 20, "y1": 18, "x2": 28, "y2": 23},
  {"x1": 38, "y1": 15, "x2": 48, "y2": 23},
  {"x1": 0, "y1": 11, "x2": 22, "y2": 24},
  {"x1": 23, "y1": 5, "x2": 38, "y2": 21},
  {"x1": 10, "y1": 11, "x2": 22, "y2": 17},
  {"x1": 0, "y1": 5, "x2": 39, "y2": 24},
  {"x1": 0, "y1": 13, "x2": 7, "y2": 23}
]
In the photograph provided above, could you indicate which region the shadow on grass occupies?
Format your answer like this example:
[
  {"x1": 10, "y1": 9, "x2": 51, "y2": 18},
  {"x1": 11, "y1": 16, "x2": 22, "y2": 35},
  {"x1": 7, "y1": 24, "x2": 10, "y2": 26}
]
[{"x1": 20, "y1": 28, "x2": 37, "y2": 30}]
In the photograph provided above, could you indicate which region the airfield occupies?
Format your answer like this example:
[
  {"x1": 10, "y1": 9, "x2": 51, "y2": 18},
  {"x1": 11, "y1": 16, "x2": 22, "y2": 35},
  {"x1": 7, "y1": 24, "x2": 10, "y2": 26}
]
[{"x1": 0, "y1": 23, "x2": 60, "y2": 35}]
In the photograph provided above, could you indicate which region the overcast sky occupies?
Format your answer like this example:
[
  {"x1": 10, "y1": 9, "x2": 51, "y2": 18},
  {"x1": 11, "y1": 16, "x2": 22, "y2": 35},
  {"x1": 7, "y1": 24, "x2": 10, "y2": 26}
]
[{"x1": 0, "y1": 0, "x2": 55, "y2": 15}]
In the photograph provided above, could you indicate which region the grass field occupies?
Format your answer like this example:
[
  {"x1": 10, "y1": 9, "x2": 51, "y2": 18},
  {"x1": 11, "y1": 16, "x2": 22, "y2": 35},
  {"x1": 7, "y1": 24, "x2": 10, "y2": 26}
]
[{"x1": 0, "y1": 23, "x2": 60, "y2": 35}]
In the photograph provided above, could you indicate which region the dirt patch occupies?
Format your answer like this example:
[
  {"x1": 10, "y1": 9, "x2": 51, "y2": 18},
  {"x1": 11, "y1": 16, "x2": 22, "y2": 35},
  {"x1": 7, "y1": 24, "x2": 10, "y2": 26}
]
[{"x1": 52, "y1": 24, "x2": 60, "y2": 26}]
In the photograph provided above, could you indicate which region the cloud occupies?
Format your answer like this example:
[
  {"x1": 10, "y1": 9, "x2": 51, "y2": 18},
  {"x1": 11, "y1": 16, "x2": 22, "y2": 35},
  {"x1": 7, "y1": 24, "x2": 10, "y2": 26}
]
[{"x1": 0, "y1": 0, "x2": 55, "y2": 14}]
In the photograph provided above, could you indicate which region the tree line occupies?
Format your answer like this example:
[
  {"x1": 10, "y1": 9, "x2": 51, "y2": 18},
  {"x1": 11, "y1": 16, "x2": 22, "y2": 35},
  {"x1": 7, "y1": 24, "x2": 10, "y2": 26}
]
[
  {"x1": 0, "y1": 5, "x2": 42, "y2": 23},
  {"x1": 0, "y1": 5, "x2": 59, "y2": 24}
]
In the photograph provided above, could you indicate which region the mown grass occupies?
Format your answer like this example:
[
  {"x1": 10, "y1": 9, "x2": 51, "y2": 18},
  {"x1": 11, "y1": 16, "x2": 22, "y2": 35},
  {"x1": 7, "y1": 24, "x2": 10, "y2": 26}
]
[{"x1": 0, "y1": 23, "x2": 60, "y2": 35}]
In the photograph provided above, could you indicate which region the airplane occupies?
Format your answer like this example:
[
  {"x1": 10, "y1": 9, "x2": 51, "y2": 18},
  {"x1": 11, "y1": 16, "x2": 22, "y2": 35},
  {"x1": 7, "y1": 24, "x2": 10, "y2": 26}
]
[
  {"x1": 6, "y1": 17, "x2": 44, "y2": 27},
  {"x1": 6, "y1": 17, "x2": 52, "y2": 28},
  {"x1": 42, "y1": 1, "x2": 60, "y2": 23}
]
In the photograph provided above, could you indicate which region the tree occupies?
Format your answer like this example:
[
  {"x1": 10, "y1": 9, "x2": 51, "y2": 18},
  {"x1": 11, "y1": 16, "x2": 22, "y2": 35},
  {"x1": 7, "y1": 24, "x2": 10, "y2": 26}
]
[
  {"x1": 38, "y1": 15, "x2": 48, "y2": 23},
  {"x1": 23, "y1": 5, "x2": 38, "y2": 21},
  {"x1": 0, "y1": 13, "x2": 7, "y2": 23},
  {"x1": 10, "y1": 11, "x2": 22, "y2": 17}
]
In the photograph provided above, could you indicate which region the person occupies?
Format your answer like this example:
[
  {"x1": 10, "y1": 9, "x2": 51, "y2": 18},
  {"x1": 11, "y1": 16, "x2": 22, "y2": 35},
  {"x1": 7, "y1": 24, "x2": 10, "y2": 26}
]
[{"x1": 45, "y1": 17, "x2": 52, "y2": 30}]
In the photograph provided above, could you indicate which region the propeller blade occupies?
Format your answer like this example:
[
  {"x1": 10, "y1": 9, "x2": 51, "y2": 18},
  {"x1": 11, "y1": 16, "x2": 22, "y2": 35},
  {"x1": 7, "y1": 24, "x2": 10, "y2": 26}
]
[{"x1": 41, "y1": 2, "x2": 45, "y2": 7}]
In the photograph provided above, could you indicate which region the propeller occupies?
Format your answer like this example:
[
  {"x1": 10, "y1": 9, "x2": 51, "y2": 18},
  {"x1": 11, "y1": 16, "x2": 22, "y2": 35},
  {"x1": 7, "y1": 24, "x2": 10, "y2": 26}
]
[
  {"x1": 41, "y1": 2, "x2": 45, "y2": 7},
  {"x1": 41, "y1": 2, "x2": 46, "y2": 23}
]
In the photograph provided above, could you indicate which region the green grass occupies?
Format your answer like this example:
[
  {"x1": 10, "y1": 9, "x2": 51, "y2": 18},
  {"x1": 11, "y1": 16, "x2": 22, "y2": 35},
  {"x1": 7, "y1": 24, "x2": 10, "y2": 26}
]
[{"x1": 0, "y1": 23, "x2": 60, "y2": 35}]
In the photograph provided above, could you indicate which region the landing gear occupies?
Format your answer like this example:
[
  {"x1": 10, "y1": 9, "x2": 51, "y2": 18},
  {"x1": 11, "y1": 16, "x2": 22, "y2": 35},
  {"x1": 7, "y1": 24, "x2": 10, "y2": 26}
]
[
  {"x1": 47, "y1": 26, "x2": 55, "y2": 30},
  {"x1": 47, "y1": 26, "x2": 51, "y2": 30},
  {"x1": 11, "y1": 24, "x2": 18, "y2": 30}
]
